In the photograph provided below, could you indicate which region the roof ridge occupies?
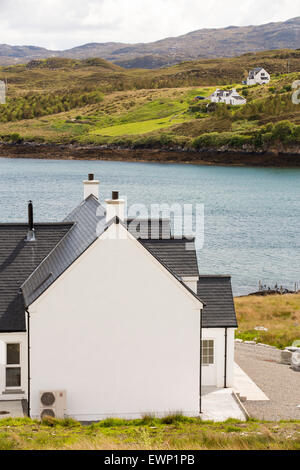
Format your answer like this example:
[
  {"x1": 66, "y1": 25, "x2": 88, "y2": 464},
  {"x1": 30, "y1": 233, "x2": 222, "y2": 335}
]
[
  {"x1": 0, "y1": 222, "x2": 74, "y2": 227},
  {"x1": 198, "y1": 274, "x2": 232, "y2": 278}
]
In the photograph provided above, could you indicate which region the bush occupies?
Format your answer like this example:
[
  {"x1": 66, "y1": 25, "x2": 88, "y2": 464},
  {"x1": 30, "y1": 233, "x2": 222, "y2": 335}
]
[
  {"x1": 9, "y1": 133, "x2": 23, "y2": 143},
  {"x1": 192, "y1": 132, "x2": 222, "y2": 149},
  {"x1": 271, "y1": 121, "x2": 295, "y2": 141}
]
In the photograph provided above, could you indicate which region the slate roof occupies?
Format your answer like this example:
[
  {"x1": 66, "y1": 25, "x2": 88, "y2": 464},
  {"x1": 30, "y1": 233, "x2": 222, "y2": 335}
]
[
  {"x1": 126, "y1": 218, "x2": 171, "y2": 240},
  {"x1": 22, "y1": 195, "x2": 104, "y2": 308},
  {"x1": 248, "y1": 67, "x2": 267, "y2": 79},
  {"x1": 1, "y1": 194, "x2": 236, "y2": 332},
  {"x1": 140, "y1": 239, "x2": 199, "y2": 278},
  {"x1": 197, "y1": 276, "x2": 237, "y2": 328},
  {"x1": 0, "y1": 223, "x2": 73, "y2": 332},
  {"x1": 22, "y1": 200, "x2": 200, "y2": 309}
]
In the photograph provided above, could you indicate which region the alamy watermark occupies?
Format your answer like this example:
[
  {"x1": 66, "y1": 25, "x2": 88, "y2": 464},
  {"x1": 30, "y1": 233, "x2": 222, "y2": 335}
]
[
  {"x1": 96, "y1": 201, "x2": 205, "y2": 251},
  {"x1": 292, "y1": 80, "x2": 300, "y2": 105},
  {"x1": 0, "y1": 80, "x2": 6, "y2": 105}
]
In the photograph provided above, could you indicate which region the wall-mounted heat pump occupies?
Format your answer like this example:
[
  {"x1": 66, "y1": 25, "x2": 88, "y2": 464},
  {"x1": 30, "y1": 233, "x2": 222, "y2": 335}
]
[{"x1": 39, "y1": 391, "x2": 66, "y2": 420}]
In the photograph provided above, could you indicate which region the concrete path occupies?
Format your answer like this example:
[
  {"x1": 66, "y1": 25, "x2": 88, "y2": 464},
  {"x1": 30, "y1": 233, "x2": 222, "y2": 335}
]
[
  {"x1": 0, "y1": 401, "x2": 24, "y2": 419},
  {"x1": 233, "y1": 363, "x2": 269, "y2": 401},
  {"x1": 201, "y1": 387, "x2": 246, "y2": 422}
]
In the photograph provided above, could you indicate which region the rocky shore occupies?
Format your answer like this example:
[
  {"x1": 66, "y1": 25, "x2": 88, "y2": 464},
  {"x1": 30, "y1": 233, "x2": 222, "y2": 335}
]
[{"x1": 1, "y1": 142, "x2": 300, "y2": 167}]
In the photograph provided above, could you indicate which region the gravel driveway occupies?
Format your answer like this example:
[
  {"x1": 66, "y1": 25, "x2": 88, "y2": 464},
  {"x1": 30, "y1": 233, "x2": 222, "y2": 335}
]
[{"x1": 235, "y1": 346, "x2": 300, "y2": 421}]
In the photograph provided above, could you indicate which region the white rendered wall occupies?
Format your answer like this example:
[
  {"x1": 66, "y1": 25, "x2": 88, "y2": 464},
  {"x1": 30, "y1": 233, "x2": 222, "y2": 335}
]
[
  {"x1": 29, "y1": 224, "x2": 202, "y2": 421},
  {"x1": 182, "y1": 277, "x2": 199, "y2": 294},
  {"x1": 202, "y1": 328, "x2": 235, "y2": 388},
  {"x1": 0, "y1": 332, "x2": 28, "y2": 401}
]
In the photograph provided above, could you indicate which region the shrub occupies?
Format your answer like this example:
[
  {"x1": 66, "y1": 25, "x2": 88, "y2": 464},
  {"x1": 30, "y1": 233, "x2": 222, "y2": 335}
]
[
  {"x1": 271, "y1": 121, "x2": 294, "y2": 141},
  {"x1": 9, "y1": 133, "x2": 23, "y2": 143},
  {"x1": 192, "y1": 132, "x2": 222, "y2": 149}
]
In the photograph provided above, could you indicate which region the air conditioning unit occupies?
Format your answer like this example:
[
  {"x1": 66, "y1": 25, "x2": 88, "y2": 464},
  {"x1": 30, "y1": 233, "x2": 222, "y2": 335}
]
[{"x1": 39, "y1": 391, "x2": 66, "y2": 420}]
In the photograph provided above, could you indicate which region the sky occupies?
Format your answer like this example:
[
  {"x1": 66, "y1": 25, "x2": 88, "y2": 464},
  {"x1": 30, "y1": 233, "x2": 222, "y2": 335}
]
[{"x1": 0, "y1": 0, "x2": 299, "y2": 50}]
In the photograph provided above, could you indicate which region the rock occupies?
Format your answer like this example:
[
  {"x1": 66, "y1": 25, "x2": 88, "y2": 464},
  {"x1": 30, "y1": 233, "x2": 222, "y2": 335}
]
[
  {"x1": 281, "y1": 350, "x2": 292, "y2": 365},
  {"x1": 286, "y1": 347, "x2": 300, "y2": 353},
  {"x1": 291, "y1": 352, "x2": 300, "y2": 371},
  {"x1": 254, "y1": 326, "x2": 268, "y2": 332}
]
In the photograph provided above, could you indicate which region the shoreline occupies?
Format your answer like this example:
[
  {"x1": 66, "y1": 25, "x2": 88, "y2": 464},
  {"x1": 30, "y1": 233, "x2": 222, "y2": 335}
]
[{"x1": 1, "y1": 143, "x2": 300, "y2": 167}]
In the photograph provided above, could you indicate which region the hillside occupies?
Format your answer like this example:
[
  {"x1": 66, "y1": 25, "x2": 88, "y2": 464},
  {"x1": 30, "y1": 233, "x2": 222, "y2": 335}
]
[
  {"x1": 235, "y1": 294, "x2": 300, "y2": 349},
  {"x1": 0, "y1": 51, "x2": 300, "y2": 163},
  {"x1": 0, "y1": 17, "x2": 299, "y2": 68}
]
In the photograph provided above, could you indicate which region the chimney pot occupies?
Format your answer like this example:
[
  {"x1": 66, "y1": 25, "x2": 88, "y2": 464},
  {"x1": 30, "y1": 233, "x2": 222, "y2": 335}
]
[
  {"x1": 83, "y1": 174, "x2": 99, "y2": 200},
  {"x1": 105, "y1": 191, "x2": 125, "y2": 222}
]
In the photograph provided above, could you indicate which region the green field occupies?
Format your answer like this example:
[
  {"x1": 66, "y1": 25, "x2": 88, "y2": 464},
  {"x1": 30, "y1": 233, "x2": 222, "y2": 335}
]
[
  {"x1": 0, "y1": 416, "x2": 299, "y2": 450},
  {"x1": 92, "y1": 117, "x2": 186, "y2": 136}
]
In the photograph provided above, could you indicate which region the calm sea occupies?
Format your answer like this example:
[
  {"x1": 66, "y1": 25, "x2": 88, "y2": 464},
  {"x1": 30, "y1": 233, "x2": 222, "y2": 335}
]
[{"x1": 0, "y1": 157, "x2": 299, "y2": 296}]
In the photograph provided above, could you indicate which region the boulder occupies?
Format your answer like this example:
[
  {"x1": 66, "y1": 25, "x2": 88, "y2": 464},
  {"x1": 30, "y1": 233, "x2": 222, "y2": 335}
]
[
  {"x1": 281, "y1": 350, "x2": 292, "y2": 365},
  {"x1": 291, "y1": 351, "x2": 300, "y2": 371}
]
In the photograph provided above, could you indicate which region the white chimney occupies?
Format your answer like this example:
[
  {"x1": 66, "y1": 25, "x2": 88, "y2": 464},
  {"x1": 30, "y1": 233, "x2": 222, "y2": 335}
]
[
  {"x1": 83, "y1": 174, "x2": 99, "y2": 200},
  {"x1": 105, "y1": 191, "x2": 125, "y2": 222}
]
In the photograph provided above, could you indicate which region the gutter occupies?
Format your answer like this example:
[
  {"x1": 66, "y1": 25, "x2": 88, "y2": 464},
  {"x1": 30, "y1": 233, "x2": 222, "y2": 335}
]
[
  {"x1": 224, "y1": 327, "x2": 228, "y2": 389},
  {"x1": 199, "y1": 307, "x2": 203, "y2": 415},
  {"x1": 26, "y1": 308, "x2": 31, "y2": 418}
]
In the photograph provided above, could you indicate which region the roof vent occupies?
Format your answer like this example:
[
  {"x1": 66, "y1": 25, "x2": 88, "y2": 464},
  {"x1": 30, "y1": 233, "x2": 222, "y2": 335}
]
[{"x1": 26, "y1": 201, "x2": 36, "y2": 242}]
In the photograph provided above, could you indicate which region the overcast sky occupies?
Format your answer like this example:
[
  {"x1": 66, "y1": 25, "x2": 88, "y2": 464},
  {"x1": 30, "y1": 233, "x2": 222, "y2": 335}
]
[{"x1": 0, "y1": 0, "x2": 299, "y2": 50}]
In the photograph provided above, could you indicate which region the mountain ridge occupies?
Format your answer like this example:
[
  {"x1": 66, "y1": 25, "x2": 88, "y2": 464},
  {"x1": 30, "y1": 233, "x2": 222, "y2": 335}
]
[{"x1": 0, "y1": 17, "x2": 299, "y2": 68}]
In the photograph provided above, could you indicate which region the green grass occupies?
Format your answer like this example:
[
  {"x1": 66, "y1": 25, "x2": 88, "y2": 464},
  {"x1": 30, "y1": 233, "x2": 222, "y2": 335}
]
[
  {"x1": 92, "y1": 115, "x2": 189, "y2": 136},
  {"x1": 0, "y1": 416, "x2": 299, "y2": 450}
]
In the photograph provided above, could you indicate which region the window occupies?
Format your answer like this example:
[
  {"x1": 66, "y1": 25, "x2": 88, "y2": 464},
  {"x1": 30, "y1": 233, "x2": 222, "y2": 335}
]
[
  {"x1": 202, "y1": 340, "x2": 214, "y2": 365},
  {"x1": 6, "y1": 344, "x2": 21, "y2": 388}
]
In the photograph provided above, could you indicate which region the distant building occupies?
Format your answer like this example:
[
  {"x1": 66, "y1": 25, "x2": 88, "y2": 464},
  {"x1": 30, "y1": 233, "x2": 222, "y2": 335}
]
[
  {"x1": 0, "y1": 80, "x2": 6, "y2": 104},
  {"x1": 209, "y1": 88, "x2": 247, "y2": 106},
  {"x1": 246, "y1": 68, "x2": 270, "y2": 86}
]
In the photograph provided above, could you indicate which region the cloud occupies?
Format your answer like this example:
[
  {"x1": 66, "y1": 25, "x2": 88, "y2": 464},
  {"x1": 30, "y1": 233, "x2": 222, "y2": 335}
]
[{"x1": 0, "y1": 0, "x2": 298, "y2": 49}]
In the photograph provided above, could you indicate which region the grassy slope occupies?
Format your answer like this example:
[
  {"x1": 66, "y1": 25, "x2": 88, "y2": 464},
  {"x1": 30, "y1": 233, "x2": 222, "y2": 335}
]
[
  {"x1": 235, "y1": 293, "x2": 300, "y2": 349},
  {"x1": 0, "y1": 51, "x2": 300, "y2": 152},
  {"x1": 0, "y1": 416, "x2": 299, "y2": 450}
]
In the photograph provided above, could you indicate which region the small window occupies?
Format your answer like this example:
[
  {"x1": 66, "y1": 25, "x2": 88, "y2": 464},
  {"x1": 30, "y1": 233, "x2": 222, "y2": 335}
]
[
  {"x1": 6, "y1": 368, "x2": 21, "y2": 388},
  {"x1": 6, "y1": 344, "x2": 21, "y2": 388},
  {"x1": 7, "y1": 344, "x2": 20, "y2": 365},
  {"x1": 202, "y1": 340, "x2": 214, "y2": 365}
]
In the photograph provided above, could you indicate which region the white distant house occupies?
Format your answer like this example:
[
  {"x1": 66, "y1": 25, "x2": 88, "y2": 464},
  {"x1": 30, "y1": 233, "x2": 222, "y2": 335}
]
[
  {"x1": 0, "y1": 80, "x2": 6, "y2": 104},
  {"x1": 209, "y1": 88, "x2": 247, "y2": 106},
  {"x1": 246, "y1": 68, "x2": 270, "y2": 86},
  {"x1": 0, "y1": 176, "x2": 237, "y2": 421}
]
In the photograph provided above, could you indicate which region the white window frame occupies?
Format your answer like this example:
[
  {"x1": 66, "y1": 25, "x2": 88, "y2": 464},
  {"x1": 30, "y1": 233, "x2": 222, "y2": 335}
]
[
  {"x1": 202, "y1": 339, "x2": 214, "y2": 366},
  {"x1": 5, "y1": 343, "x2": 21, "y2": 390}
]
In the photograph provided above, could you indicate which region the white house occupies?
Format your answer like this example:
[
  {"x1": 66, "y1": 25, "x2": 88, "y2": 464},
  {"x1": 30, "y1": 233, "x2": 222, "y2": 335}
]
[
  {"x1": 246, "y1": 68, "x2": 270, "y2": 86},
  {"x1": 209, "y1": 88, "x2": 247, "y2": 106},
  {"x1": 0, "y1": 176, "x2": 237, "y2": 421},
  {"x1": 0, "y1": 80, "x2": 6, "y2": 104}
]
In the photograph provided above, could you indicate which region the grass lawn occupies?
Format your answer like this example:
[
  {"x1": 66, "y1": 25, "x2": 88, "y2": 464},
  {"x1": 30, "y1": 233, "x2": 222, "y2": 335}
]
[
  {"x1": 0, "y1": 416, "x2": 299, "y2": 450},
  {"x1": 91, "y1": 115, "x2": 190, "y2": 137},
  {"x1": 235, "y1": 293, "x2": 300, "y2": 349}
]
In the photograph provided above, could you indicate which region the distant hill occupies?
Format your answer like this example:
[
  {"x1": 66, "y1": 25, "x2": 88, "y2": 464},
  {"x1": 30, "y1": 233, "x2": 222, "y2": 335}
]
[{"x1": 0, "y1": 17, "x2": 299, "y2": 68}]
